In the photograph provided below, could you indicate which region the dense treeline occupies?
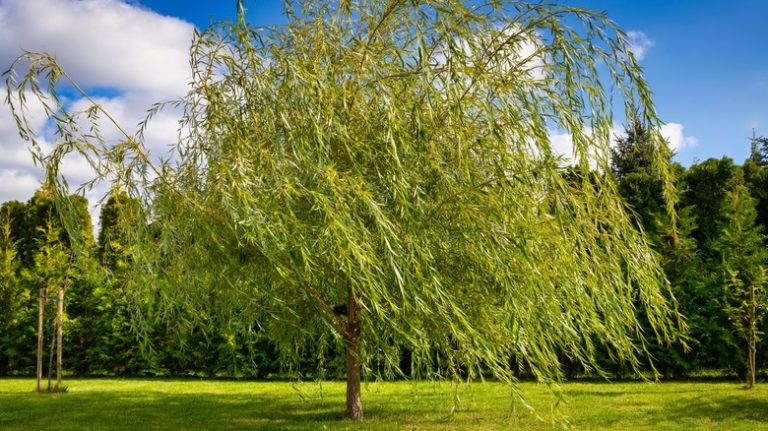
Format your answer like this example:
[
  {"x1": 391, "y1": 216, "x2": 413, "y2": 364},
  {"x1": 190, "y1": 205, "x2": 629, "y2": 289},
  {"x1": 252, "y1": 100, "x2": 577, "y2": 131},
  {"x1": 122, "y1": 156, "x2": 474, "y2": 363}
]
[
  {"x1": 0, "y1": 190, "x2": 285, "y2": 378},
  {"x1": 606, "y1": 125, "x2": 768, "y2": 379},
  {"x1": 1, "y1": 129, "x2": 767, "y2": 380}
]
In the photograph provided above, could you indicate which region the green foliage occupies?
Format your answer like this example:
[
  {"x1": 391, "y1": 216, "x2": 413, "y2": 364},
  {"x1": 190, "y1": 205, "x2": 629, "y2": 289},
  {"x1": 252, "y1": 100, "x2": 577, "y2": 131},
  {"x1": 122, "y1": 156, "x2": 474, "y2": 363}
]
[
  {"x1": 26, "y1": 217, "x2": 69, "y2": 298},
  {"x1": 97, "y1": 190, "x2": 139, "y2": 269},
  {"x1": 716, "y1": 179, "x2": 767, "y2": 296},
  {"x1": 63, "y1": 249, "x2": 104, "y2": 375},
  {"x1": 618, "y1": 171, "x2": 666, "y2": 235},
  {"x1": 4, "y1": 157, "x2": 768, "y2": 379},
  {"x1": 610, "y1": 131, "x2": 691, "y2": 376},
  {"x1": 749, "y1": 135, "x2": 768, "y2": 166},
  {"x1": 610, "y1": 152, "x2": 768, "y2": 376},
  {"x1": 0, "y1": 188, "x2": 106, "y2": 376},
  {"x1": 611, "y1": 117, "x2": 672, "y2": 182},
  {"x1": 675, "y1": 161, "x2": 743, "y2": 370},
  {"x1": 6, "y1": 3, "x2": 768, "y2": 387},
  {"x1": 714, "y1": 179, "x2": 767, "y2": 379},
  {"x1": 4, "y1": 5, "x2": 690, "y2": 415},
  {"x1": 742, "y1": 160, "x2": 768, "y2": 235},
  {"x1": 646, "y1": 205, "x2": 704, "y2": 376},
  {"x1": 0, "y1": 210, "x2": 20, "y2": 376},
  {"x1": 17, "y1": 191, "x2": 54, "y2": 266},
  {"x1": 0, "y1": 200, "x2": 27, "y2": 245},
  {"x1": 681, "y1": 158, "x2": 739, "y2": 258}
]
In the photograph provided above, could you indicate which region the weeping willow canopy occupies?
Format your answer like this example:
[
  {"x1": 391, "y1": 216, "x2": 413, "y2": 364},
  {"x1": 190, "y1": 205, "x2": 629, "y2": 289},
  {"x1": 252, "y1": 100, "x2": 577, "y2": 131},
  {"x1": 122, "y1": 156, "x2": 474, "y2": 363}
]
[{"x1": 6, "y1": 0, "x2": 682, "y2": 415}]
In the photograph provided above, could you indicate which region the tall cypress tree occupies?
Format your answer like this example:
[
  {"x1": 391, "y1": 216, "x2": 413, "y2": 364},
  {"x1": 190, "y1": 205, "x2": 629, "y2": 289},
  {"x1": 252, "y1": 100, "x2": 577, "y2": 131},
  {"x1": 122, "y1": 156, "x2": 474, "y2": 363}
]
[{"x1": 0, "y1": 208, "x2": 20, "y2": 376}]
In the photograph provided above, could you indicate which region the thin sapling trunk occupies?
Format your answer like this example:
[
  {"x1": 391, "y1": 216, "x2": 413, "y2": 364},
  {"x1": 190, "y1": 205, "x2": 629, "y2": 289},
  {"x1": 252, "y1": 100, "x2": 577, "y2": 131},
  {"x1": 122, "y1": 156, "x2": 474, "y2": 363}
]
[
  {"x1": 749, "y1": 282, "x2": 756, "y2": 389},
  {"x1": 55, "y1": 286, "x2": 64, "y2": 389},
  {"x1": 36, "y1": 287, "x2": 45, "y2": 392}
]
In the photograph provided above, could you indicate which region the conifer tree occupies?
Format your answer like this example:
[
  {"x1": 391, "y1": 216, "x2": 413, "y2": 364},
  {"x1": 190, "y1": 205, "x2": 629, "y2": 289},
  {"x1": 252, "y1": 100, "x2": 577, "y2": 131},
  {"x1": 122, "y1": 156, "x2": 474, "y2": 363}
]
[
  {"x1": 716, "y1": 178, "x2": 767, "y2": 388},
  {"x1": 0, "y1": 210, "x2": 20, "y2": 376}
]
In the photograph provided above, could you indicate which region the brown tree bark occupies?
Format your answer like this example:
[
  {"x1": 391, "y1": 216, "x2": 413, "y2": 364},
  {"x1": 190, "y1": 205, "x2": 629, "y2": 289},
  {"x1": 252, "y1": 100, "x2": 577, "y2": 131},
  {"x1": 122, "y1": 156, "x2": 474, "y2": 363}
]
[
  {"x1": 47, "y1": 319, "x2": 55, "y2": 391},
  {"x1": 55, "y1": 287, "x2": 64, "y2": 390},
  {"x1": 344, "y1": 286, "x2": 363, "y2": 420},
  {"x1": 748, "y1": 282, "x2": 756, "y2": 389},
  {"x1": 36, "y1": 287, "x2": 45, "y2": 393}
]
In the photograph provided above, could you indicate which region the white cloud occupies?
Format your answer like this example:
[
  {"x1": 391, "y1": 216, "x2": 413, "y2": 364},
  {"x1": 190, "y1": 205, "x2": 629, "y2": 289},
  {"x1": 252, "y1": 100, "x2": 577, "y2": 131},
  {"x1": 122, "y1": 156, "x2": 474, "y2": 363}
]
[
  {"x1": 0, "y1": 0, "x2": 193, "y2": 226},
  {"x1": 0, "y1": 170, "x2": 41, "y2": 201},
  {"x1": 0, "y1": 0, "x2": 193, "y2": 97},
  {"x1": 548, "y1": 124, "x2": 624, "y2": 165},
  {"x1": 626, "y1": 31, "x2": 653, "y2": 61},
  {"x1": 548, "y1": 122, "x2": 697, "y2": 162},
  {"x1": 432, "y1": 25, "x2": 547, "y2": 88},
  {"x1": 549, "y1": 131, "x2": 576, "y2": 161},
  {"x1": 487, "y1": 26, "x2": 545, "y2": 81},
  {"x1": 0, "y1": 91, "x2": 49, "y2": 194},
  {"x1": 68, "y1": 92, "x2": 182, "y2": 155},
  {"x1": 660, "y1": 122, "x2": 698, "y2": 152}
]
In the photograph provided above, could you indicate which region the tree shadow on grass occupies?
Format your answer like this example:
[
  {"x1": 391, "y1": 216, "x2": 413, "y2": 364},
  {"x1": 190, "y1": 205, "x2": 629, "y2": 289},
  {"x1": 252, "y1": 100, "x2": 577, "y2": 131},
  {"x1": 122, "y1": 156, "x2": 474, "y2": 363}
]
[
  {"x1": 0, "y1": 391, "x2": 346, "y2": 431},
  {"x1": 4, "y1": 382, "x2": 765, "y2": 430},
  {"x1": 657, "y1": 393, "x2": 768, "y2": 424},
  {"x1": 0, "y1": 386, "x2": 491, "y2": 431},
  {"x1": 565, "y1": 384, "x2": 768, "y2": 430}
]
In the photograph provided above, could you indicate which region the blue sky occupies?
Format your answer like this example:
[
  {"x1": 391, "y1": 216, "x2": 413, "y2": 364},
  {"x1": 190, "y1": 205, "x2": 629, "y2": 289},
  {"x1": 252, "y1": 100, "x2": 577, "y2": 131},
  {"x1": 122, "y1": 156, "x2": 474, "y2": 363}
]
[
  {"x1": 137, "y1": 0, "x2": 768, "y2": 165},
  {"x1": 0, "y1": 0, "x2": 766, "y2": 206},
  {"x1": 571, "y1": 0, "x2": 768, "y2": 164}
]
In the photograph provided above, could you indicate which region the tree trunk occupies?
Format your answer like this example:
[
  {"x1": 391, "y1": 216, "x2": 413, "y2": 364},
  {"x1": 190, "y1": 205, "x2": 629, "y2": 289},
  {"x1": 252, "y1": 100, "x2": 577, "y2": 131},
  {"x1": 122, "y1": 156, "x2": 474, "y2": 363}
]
[
  {"x1": 47, "y1": 319, "x2": 55, "y2": 391},
  {"x1": 55, "y1": 287, "x2": 64, "y2": 389},
  {"x1": 345, "y1": 339, "x2": 363, "y2": 420},
  {"x1": 36, "y1": 288, "x2": 45, "y2": 393},
  {"x1": 749, "y1": 332, "x2": 756, "y2": 389},
  {"x1": 344, "y1": 287, "x2": 363, "y2": 421},
  {"x1": 749, "y1": 283, "x2": 756, "y2": 389}
]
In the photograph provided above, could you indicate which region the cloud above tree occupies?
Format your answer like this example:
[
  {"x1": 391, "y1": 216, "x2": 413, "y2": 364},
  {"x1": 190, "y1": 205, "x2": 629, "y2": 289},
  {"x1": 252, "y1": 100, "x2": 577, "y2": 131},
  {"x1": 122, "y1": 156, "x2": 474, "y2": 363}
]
[{"x1": 0, "y1": 0, "x2": 194, "y2": 213}]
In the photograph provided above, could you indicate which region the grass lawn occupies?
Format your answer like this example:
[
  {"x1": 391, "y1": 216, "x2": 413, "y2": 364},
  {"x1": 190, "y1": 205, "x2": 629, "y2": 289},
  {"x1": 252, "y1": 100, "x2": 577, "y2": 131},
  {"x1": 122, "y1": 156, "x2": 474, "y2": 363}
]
[{"x1": 1, "y1": 378, "x2": 767, "y2": 430}]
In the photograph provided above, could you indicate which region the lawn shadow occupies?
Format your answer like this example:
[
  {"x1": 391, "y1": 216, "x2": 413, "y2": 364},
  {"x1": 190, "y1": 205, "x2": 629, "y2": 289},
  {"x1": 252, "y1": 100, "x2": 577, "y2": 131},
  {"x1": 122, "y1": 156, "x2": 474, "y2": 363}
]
[
  {"x1": 0, "y1": 382, "x2": 536, "y2": 430},
  {"x1": 562, "y1": 384, "x2": 768, "y2": 430},
  {"x1": 4, "y1": 381, "x2": 766, "y2": 430},
  {"x1": 657, "y1": 391, "x2": 768, "y2": 424},
  {"x1": 0, "y1": 390, "x2": 348, "y2": 430}
]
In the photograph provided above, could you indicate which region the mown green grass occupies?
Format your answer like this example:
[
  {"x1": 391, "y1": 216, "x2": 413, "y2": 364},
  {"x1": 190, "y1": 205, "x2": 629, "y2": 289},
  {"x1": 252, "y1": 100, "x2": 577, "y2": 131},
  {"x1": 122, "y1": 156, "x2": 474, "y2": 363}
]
[{"x1": 0, "y1": 378, "x2": 766, "y2": 430}]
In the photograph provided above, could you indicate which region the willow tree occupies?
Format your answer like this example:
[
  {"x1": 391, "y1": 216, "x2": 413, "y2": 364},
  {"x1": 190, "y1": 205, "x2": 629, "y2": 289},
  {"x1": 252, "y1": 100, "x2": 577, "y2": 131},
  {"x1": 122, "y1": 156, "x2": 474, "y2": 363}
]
[{"x1": 6, "y1": 0, "x2": 682, "y2": 420}]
